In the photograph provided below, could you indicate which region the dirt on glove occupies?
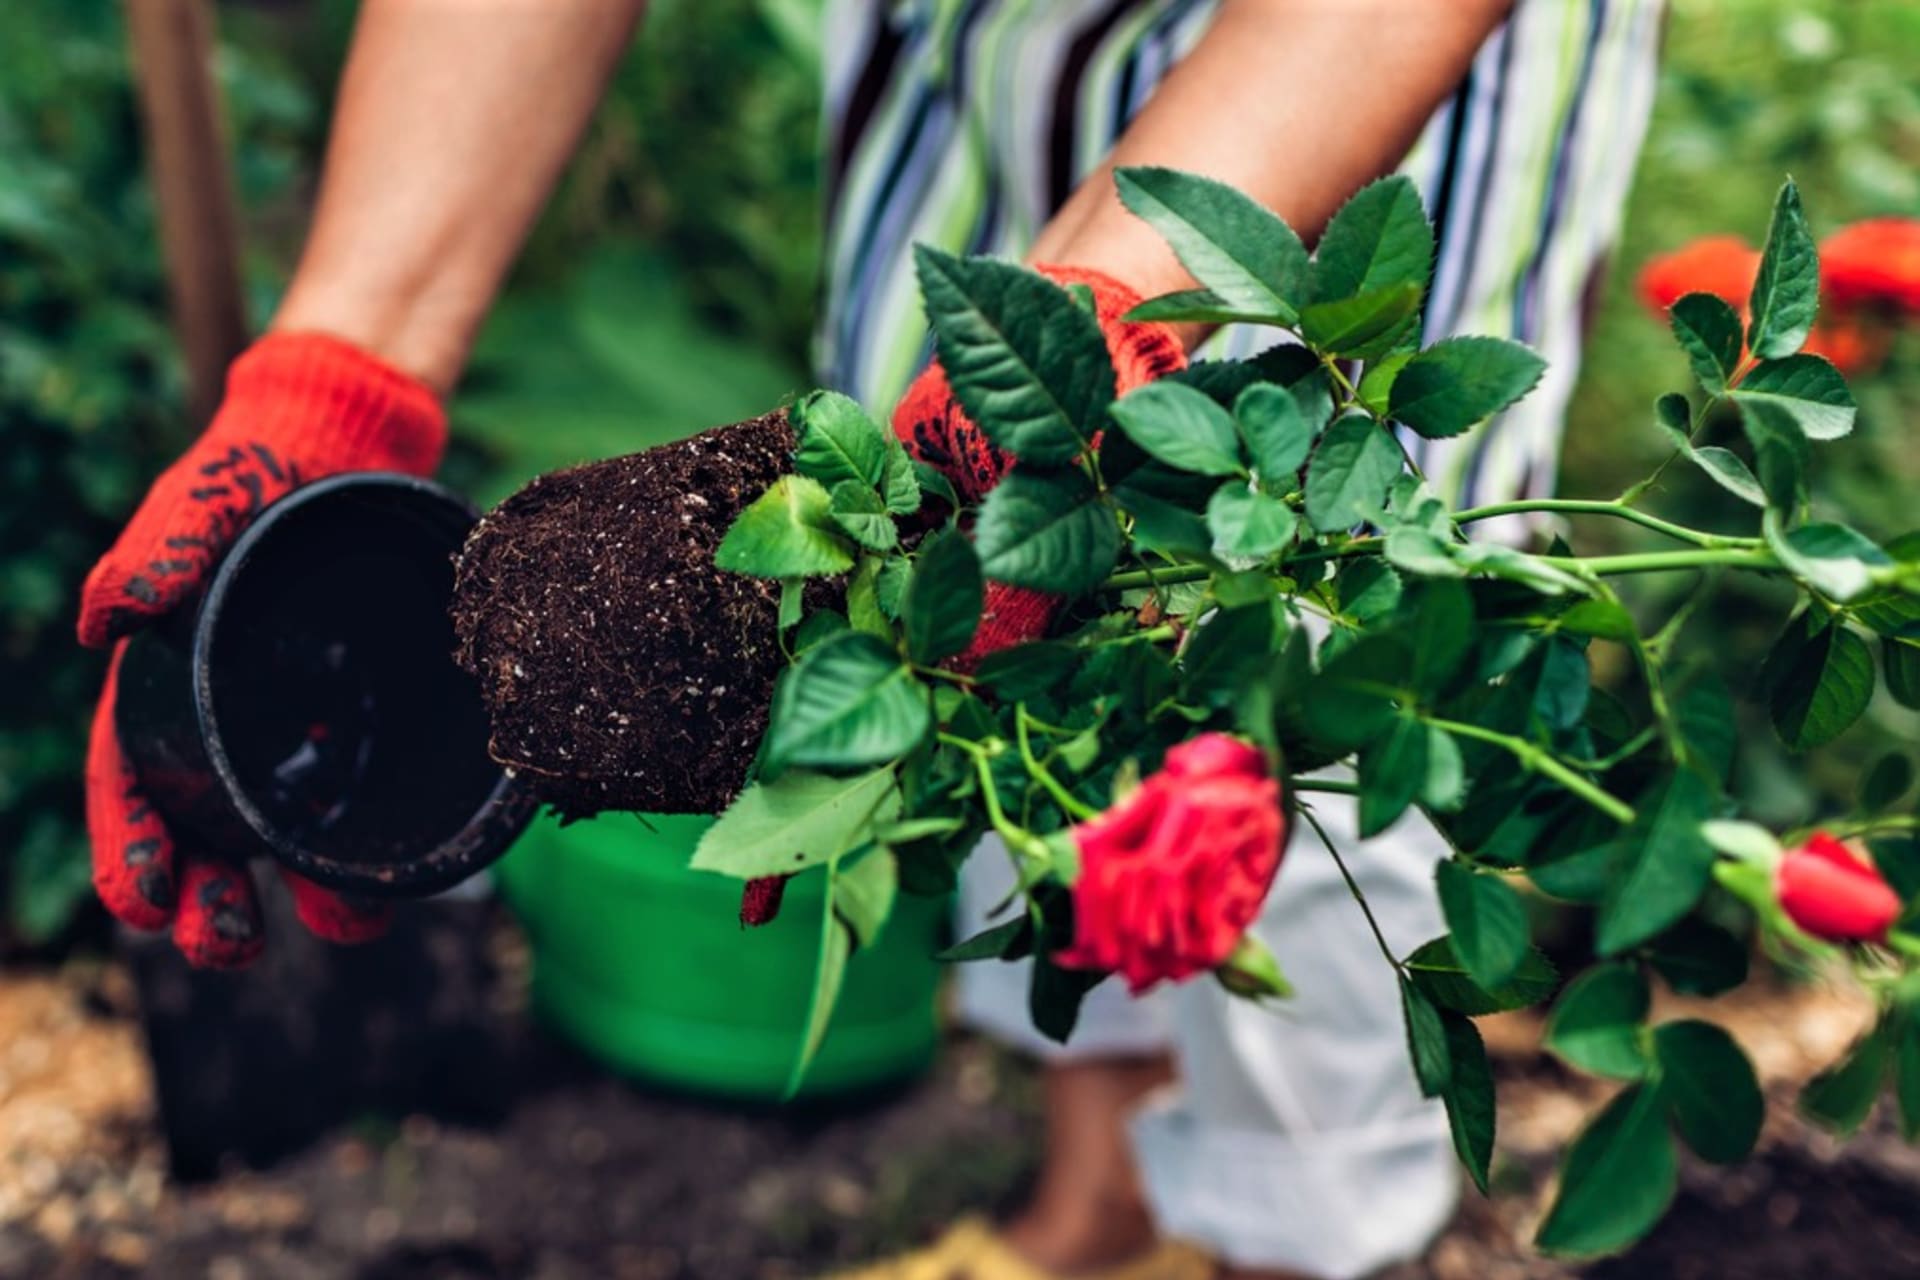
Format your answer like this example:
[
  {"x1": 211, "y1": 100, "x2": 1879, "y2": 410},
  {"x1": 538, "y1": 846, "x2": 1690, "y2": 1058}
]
[{"x1": 450, "y1": 411, "x2": 795, "y2": 817}]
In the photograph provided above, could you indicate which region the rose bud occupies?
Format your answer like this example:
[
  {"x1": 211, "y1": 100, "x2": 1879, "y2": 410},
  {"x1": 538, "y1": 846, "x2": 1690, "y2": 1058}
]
[
  {"x1": 1057, "y1": 733, "x2": 1286, "y2": 993},
  {"x1": 1776, "y1": 832, "x2": 1902, "y2": 944}
]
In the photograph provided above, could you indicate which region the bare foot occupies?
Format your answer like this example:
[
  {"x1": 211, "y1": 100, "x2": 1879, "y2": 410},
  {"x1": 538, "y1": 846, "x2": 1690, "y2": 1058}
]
[{"x1": 999, "y1": 1055, "x2": 1175, "y2": 1274}]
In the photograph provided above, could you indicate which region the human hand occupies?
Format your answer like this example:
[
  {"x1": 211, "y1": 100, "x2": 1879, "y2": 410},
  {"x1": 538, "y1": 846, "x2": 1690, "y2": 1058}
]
[
  {"x1": 79, "y1": 333, "x2": 446, "y2": 966},
  {"x1": 888, "y1": 263, "x2": 1186, "y2": 666}
]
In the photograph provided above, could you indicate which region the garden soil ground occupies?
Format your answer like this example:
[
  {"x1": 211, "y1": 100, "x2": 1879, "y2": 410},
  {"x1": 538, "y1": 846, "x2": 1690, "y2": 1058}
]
[{"x1": 3, "y1": 916, "x2": 1919, "y2": 1280}]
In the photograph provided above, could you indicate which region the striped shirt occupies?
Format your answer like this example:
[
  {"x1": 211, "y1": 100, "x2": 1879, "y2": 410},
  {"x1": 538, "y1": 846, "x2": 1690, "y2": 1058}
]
[{"x1": 816, "y1": 0, "x2": 1664, "y2": 511}]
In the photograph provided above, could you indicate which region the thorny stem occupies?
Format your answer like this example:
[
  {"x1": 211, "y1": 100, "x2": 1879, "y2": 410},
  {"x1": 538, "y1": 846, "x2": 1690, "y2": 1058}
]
[
  {"x1": 1548, "y1": 547, "x2": 1779, "y2": 577},
  {"x1": 1424, "y1": 716, "x2": 1638, "y2": 826},
  {"x1": 1016, "y1": 706, "x2": 1098, "y2": 821},
  {"x1": 938, "y1": 733, "x2": 1050, "y2": 867},
  {"x1": 1102, "y1": 543, "x2": 1782, "y2": 595},
  {"x1": 1299, "y1": 803, "x2": 1402, "y2": 973},
  {"x1": 1452, "y1": 498, "x2": 1762, "y2": 550}
]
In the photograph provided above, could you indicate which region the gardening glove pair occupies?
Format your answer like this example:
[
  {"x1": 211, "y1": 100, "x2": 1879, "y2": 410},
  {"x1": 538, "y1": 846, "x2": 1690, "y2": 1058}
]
[
  {"x1": 740, "y1": 265, "x2": 1186, "y2": 927},
  {"x1": 79, "y1": 333, "x2": 447, "y2": 968}
]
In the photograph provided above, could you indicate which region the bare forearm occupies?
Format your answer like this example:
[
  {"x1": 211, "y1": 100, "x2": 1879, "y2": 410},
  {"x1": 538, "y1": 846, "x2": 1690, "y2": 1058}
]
[
  {"x1": 1030, "y1": 0, "x2": 1510, "y2": 348},
  {"x1": 272, "y1": 0, "x2": 647, "y2": 393}
]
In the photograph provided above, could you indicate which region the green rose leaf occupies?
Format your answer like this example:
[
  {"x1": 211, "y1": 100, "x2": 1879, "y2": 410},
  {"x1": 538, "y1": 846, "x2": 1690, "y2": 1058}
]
[
  {"x1": 1113, "y1": 478, "x2": 1215, "y2": 558},
  {"x1": 1886, "y1": 638, "x2": 1920, "y2": 711},
  {"x1": 1206, "y1": 483, "x2": 1298, "y2": 559},
  {"x1": 1404, "y1": 936, "x2": 1558, "y2": 1015},
  {"x1": 1736, "y1": 397, "x2": 1811, "y2": 512},
  {"x1": 1439, "y1": 1011, "x2": 1497, "y2": 1194},
  {"x1": 1114, "y1": 166, "x2": 1309, "y2": 322},
  {"x1": 793, "y1": 390, "x2": 888, "y2": 488},
  {"x1": 692, "y1": 766, "x2": 902, "y2": 879},
  {"x1": 937, "y1": 916, "x2": 1033, "y2": 963},
  {"x1": 1652, "y1": 393, "x2": 1766, "y2": 506},
  {"x1": 1596, "y1": 772, "x2": 1717, "y2": 956},
  {"x1": 1647, "y1": 918, "x2": 1749, "y2": 997},
  {"x1": 1801, "y1": 1022, "x2": 1890, "y2": 1136},
  {"x1": 847, "y1": 557, "x2": 888, "y2": 635},
  {"x1": 1181, "y1": 601, "x2": 1276, "y2": 710},
  {"x1": 1747, "y1": 178, "x2": 1819, "y2": 360},
  {"x1": 1668, "y1": 292, "x2": 1744, "y2": 394},
  {"x1": 1305, "y1": 412, "x2": 1404, "y2": 532},
  {"x1": 716, "y1": 475, "x2": 858, "y2": 578},
  {"x1": 1109, "y1": 381, "x2": 1247, "y2": 476},
  {"x1": 1763, "y1": 610, "x2": 1874, "y2": 750},
  {"x1": 829, "y1": 480, "x2": 900, "y2": 552},
  {"x1": 973, "y1": 641, "x2": 1077, "y2": 700},
  {"x1": 1765, "y1": 517, "x2": 1889, "y2": 603},
  {"x1": 1388, "y1": 337, "x2": 1548, "y2": 440},
  {"x1": 1654, "y1": 1019, "x2": 1763, "y2": 1165},
  {"x1": 1692, "y1": 445, "x2": 1768, "y2": 507},
  {"x1": 1358, "y1": 715, "x2": 1429, "y2": 836},
  {"x1": 1400, "y1": 976, "x2": 1453, "y2": 1098},
  {"x1": 788, "y1": 912, "x2": 852, "y2": 1097},
  {"x1": 1312, "y1": 174, "x2": 1435, "y2": 302},
  {"x1": 1232, "y1": 382, "x2": 1313, "y2": 489},
  {"x1": 1297, "y1": 282, "x2": 1422, "y2": 360},
  {"x1": 1544, "y1": 962, "x2": 1652, "y2": 1080},
  {"x1": 1435, "y1": 861, "x2": 1530, "y2": 991},
  {"x1": 833, "y1": 847, "x2": 900, "y2": 950},
  {"x1": 1734, "y1": 353, "x2": 1856, "y2": 441},
  {"x1": 1300, "y1": 633, "x2": 1410, "y2": 751},
  {"x1": 1031, "y1": 953, "x2": 1105, "y2": 1044},
  {"x1": 1126, "y1": 287, "x2": 1274, "y2": 327},
  {"x1": 901, "y1": 528, "x2": 983, "y2": 664},
  {"x1": 912, "y1": 459, "x2": 958, "y2": 511},
  {"x1": 1862, "y1": 752, "x2": 1915, "y2": 813},
  {"x1": 881, "y1": 437, "x2": 922, "y2": 514},
  {"x1": 974, "y1": 468, "x2": 1122, "y2": 595},
  {"x1": 915, "y1": 246, "x2": 1113, "y2": 465},
  {"x1": 1535, "y1": 1085, "x2": 1677, "y2": 1258},
  {"x1": 763, "y1": 631, "x2": 932, "y2": 773}
]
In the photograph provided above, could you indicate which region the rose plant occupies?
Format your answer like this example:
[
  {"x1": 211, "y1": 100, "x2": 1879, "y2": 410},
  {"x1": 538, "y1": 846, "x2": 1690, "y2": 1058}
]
[{"x1": 690, "y1": 167, "x2": 1920, "y2": 1256}]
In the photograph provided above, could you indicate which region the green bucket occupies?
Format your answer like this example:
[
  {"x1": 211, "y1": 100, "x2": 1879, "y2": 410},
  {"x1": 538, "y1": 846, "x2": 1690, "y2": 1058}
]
[{"x1": 495, "y1": 812, "x2": 947, "y2": 1100}]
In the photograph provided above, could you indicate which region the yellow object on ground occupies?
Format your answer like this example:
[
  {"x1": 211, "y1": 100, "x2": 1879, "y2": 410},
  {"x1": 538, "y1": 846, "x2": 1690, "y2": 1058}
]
[{"x1": 828, "y1": 1217, "x2": 1213, "y2": 1280}]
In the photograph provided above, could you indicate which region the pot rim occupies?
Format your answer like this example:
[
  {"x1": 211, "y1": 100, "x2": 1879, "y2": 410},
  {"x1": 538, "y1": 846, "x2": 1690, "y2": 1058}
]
[{"x1": 190, "y1": 471, "x2": 534, "y2": 896}]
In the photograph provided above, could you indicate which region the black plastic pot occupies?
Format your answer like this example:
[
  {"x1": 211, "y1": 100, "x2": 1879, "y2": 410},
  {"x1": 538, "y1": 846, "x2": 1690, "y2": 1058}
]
[{"x1": 115, "y1": 472, "x2": 534, "y2": 897}]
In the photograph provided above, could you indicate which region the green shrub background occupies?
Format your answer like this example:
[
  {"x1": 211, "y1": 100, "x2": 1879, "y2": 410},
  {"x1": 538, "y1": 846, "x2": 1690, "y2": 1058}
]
[{"x1": 2, "y1": 0, "x2": 1915, "y2": 949}]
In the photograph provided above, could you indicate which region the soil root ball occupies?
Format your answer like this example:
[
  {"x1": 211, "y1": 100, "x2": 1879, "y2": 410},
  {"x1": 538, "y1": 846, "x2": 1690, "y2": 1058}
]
[{"x1": 450, "y1": 411, "x2": 796, "y2": 817}]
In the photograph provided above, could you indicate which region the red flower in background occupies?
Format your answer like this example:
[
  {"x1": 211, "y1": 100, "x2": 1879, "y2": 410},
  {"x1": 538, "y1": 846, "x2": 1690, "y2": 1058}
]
[
  {"x1": 1058, "y1": 734, "x2": 1286, "y2": 994},
  {"x1": 1776, "y1": 832, "x2": 1902, "y2": 944},
  {"x1": 1637, "y1": 235, "x2": 1762, "y2": 312},
  {"x1": 1820, "y1": 217, "x2": 1920, "y2": 314},
  {"x1": 1635, "y1": 218, "x2": 1920, "y2": 376}
]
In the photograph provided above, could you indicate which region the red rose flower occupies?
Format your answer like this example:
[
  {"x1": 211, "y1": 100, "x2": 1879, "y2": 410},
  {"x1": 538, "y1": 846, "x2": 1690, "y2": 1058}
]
[
  {"x1": 1636, "y1": 236, "x2": 1761, "y2": 311},
  {"x1": 1776, "y1": 832, "x2": 1902, "y2": 943},
  {"x1": 1057, "y1": 734, "x2": 1286, "y2": 993},
  {"x1": 1821, "y1": 218, "x2": 1920, "y2": 314}
]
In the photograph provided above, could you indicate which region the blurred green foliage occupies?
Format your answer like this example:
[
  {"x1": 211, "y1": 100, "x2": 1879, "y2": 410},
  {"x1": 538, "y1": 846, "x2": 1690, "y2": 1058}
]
[
  {"x1": 0, "y1": 0, "x2": 312, "y2": 945},
  {"x1": 1564, "y1": 0, "x2": 1920, "y2": 828},
  {"x1": 2, "y1": 0, "x2": 1915, "y2": 947}
]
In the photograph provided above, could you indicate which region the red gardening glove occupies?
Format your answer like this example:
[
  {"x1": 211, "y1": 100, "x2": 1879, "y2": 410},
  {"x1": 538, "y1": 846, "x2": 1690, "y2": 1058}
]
[
  {"x1": 891, "y1": 262, "x2": 1185, "y2": 665},
  {"x1": 740, "y1": 265, "x2": 1185, "y2": 928},
  {"x1": 79, "y1": 333, "x2": 447, "y2": 967}
]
